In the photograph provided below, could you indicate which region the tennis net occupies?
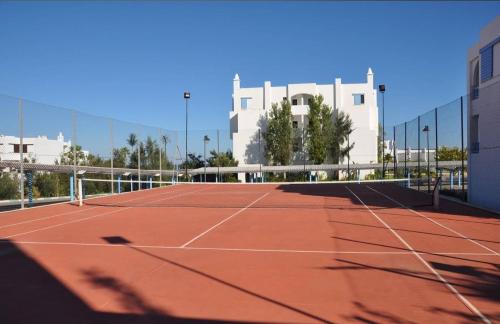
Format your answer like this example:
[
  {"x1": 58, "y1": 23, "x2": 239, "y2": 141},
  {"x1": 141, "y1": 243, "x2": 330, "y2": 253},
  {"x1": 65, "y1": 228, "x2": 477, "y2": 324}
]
[{"x1": 77, "y1": 178, "x2": 433, "y2": 209}]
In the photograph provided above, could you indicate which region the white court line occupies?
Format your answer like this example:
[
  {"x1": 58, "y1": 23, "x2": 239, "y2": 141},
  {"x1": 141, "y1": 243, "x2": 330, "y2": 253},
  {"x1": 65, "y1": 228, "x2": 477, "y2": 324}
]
[
  {"x1": 1, "y1": 186, "x2": 210, "y2": 240},
  {"x1": 0, "y1": 183, "x2": 190, "y2": 230},
  {"x1": 3, "y1": 240, "x2": 497, "y2": 256},
  {"x1": 180, "y1": 192, "x2": 271, "y2": 248},
  {"x1": 345, "y1": 186, "x2": 491, "y2": 324},
  {"x1": 367, "y1": 186, "x2": 499, "y2": 256}
]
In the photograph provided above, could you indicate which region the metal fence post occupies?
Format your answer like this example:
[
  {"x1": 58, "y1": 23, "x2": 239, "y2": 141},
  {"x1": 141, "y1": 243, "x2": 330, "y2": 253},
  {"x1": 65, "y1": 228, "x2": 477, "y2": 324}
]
[
  {"x1": 110, "y1": 119, "x2": 114, "y2": 194},
  {"x1": 460, "y1": 96, "x2": 465, "y2": 200},
  {"x1": 393, "y1": 126, "x2": 396, "y2": 178},
  {"x1": 72, "y1": 111, "x2": 77, "y2": 200},
  {"x1": 417, "y1": 115, "x2": 421, "y2": 191},
  {"x1": 217, "y1": 129, "x2": 220, "y2": 183},
  {"x1": 404, "y1": 121, "x2": 407, "y2": 177},
  {"x1": 435, "y1": 107, "x2": 438, "y2": 176},
  {"x1": 159, "y1": 129, "x2": 162, "y2": 185},
  {"x1": 18, "y1": 98, "x2": 24, "y2": 209}
]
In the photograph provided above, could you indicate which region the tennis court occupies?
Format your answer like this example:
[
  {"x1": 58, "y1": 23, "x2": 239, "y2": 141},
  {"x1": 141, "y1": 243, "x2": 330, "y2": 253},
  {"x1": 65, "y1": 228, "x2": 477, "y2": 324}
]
[{"x1": 0, "y1": 182, "x2": 498, "y2": 323}]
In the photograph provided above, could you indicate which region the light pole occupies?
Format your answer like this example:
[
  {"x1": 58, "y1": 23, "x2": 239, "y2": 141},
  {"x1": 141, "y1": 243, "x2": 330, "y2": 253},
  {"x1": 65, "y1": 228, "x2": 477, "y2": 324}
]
[
  {"x1": 184, "y1": 91, "x2": 190, "y2": 182},
  {"x1": 423, "y1": 125, "x2": 430, "y2": 192},
  {"x1": 378, "y1": 84, "x2": 386, "y2": 179},
  {"x1": 203, "y1": 135, "x2": 210, "y2": 182}
]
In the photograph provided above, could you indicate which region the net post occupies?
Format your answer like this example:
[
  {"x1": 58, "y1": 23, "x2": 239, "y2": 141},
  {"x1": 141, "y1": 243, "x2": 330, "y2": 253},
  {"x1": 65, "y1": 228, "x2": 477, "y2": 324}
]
[
  {"x1": 70, "y1": 175, "x2": 74, "y2": 202},
  {"x1": 434, "y1": 107, "x2": 438, "y2": 180},
  {"x1": 407, "y1": 172, "x2": 410, "y2": 188},
  {"x1": 404, "y1": 121, "x2": 407, "y2": 177},
  {"x1": 72, "y1": 111, "x2": 77, "y2": 201},
  {"x1": 433, "y1": 177, "x2": 441, "y2": 210},
  {"x1": 77, "y1": 178, "x2": 83, "y2": 207}
]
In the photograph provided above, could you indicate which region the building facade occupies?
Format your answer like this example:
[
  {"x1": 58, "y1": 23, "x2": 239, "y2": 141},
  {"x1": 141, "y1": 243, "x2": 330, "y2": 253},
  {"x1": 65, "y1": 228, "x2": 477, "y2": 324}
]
[
  {"x1": 0, "y1": 132, "x2": 72, "y2": 165},
  {"x1": 467, "y1": 16, "x2": 500, "y2": 212},
  {"x1": 229, "y1": 69, "x2": 379, "y2": 181}
]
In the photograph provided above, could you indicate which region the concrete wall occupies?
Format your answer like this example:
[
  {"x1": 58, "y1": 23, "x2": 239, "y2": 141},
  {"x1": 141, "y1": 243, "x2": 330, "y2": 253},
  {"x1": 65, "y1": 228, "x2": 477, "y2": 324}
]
[{"x1": 467, "y1": 16, "x2": 500, "y2": 212}]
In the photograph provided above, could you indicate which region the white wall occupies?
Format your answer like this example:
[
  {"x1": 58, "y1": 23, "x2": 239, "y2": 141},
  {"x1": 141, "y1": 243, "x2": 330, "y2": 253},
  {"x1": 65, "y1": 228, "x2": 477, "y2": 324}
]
[
  {"x1": 230, "y1": 69, "x2": 379, "y2": 179},
  {"x1": 467, "y1": 16, "x2": 500, "y2": 212}
]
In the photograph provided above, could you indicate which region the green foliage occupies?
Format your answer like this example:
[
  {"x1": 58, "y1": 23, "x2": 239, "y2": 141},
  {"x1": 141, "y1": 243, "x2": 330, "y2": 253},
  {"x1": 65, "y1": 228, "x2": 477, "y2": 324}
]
[
  {"x1": 436, "y1": 146, "x2": 467, "y2": 161},
  {"x1": 264, "y1": 100, "x2": 293, "y2": 165},
  {"x1": 33, "y1": 173, "x2": 60, "y2": 197},
  {"x1": 60, "y1": 145, "x2": 86, "y2": 165},
  {"x1": 306, "y1": 95, "x2": 333, "y2": 164},
  {"x1": 208, "y1": 150, "x2": 238, "y2": 167},
  {"x1": 331, "y1": 111, "x2": 354, "y2": 163},
  {"x1": 0, "y1": 174, "x2": 19, "y2": 199}
]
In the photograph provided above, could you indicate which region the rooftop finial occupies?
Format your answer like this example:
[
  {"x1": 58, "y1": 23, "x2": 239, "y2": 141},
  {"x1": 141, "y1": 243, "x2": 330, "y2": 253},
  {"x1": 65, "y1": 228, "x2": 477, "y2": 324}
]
[
  {"x1": 234, "y1": 73, "x2": 240, "y2": 81},
  {"x1": 367, "y1": 67, "x2": 373, "y2": 75}
]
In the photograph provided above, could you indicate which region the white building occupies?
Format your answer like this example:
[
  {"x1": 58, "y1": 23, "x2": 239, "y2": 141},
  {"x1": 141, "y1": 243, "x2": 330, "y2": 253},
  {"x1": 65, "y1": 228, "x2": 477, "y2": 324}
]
[
  {"x1": 0, "y1": 132, "x2": 71, "y2": 165},
  {"x1": 229, "y1": 69, "x2": 379, "y2": 182},
  {"x1": 385, "y1": 140, "x2": 436, "y2": 163},
  {"x1": 467, "y1": 16, "x2": 500, "y2": 212}
]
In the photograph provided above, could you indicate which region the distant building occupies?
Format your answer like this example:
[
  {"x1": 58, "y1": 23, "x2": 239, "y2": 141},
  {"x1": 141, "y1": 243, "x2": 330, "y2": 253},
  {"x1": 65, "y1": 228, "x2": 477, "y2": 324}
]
[
  {"x1": 230, "y1": 69, "x2": 379, "y2": 182},
  {"x1": 384, "y1": 139, "x2": 436, "y2": 163},
  {"x1": 0, "y1": 132, "x2": 73, "y2": 165},
  {"x1": 467, "y1": 16, "x2": 500, "y2": 212}
]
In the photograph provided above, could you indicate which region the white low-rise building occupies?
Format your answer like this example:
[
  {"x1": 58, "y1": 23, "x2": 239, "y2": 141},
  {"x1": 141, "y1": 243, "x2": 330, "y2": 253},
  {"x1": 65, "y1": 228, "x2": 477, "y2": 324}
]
[
  {"x1": 229, "y1": 69, "x2": 379, "y2": 182},
  {"x1": 0, "y1": 132, "x2": 71, "y2": 165},
  {"x1": 467, "y1": 16, "x2": 500, "y2": 212}
]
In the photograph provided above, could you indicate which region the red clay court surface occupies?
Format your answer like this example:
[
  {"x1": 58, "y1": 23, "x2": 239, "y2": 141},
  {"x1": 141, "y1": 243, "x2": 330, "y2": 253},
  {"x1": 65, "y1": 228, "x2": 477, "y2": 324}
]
[{"x1": 0, "y1": 183, "x2": 498, "y2": 323}]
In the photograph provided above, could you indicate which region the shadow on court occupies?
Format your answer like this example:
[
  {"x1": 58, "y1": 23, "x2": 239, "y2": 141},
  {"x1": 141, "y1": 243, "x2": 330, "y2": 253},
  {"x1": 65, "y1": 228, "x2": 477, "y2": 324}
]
[
  {"x1": 276, "y1": 182, "x2": 500, "y2": 220},
  {"x1": 0, "y1": 239, "x2": 267, "y2": 324}
]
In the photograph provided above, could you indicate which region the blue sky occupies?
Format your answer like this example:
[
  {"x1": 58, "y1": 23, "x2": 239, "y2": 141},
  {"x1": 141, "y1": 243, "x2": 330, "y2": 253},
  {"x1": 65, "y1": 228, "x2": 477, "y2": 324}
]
[{"x1": 0, "y1": 1, "x2": 499, "y2": 135}]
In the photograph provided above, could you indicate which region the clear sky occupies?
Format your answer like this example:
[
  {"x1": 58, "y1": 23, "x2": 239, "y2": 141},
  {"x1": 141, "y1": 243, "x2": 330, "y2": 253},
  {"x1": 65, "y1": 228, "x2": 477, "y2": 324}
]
[{"x1": 0, "y1": 1, "x2": 499, "y2": 133}]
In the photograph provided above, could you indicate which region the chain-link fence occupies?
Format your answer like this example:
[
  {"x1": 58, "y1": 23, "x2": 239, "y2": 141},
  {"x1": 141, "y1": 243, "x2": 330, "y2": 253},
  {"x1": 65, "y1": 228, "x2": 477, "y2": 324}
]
[{"x1": 2, "y1": 80, "x2": 498, "y2": 208}]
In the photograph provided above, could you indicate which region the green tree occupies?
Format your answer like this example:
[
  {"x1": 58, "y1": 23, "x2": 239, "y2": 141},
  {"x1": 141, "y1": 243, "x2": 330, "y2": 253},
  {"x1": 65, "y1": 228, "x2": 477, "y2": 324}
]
[
  {"x1": 34, "y1": 173, "x2": 59, "y2": 197},
  {"x1": 436, "y1": 146, "x2": 467, "y2": 161},
  {"x1": 263, "y1": 100, "x2": 293, "y2": 165},
  {"x1": 306, "y1": 95, "x2": 333, "y2": 164},
  {"x1": 113, "y1": 147, "x2": 129, "y2": 168},
  {"x1": 0, "y1": 173, "x2": 19, "y2": 199},
  {"x1": 331, "y1": 111, "x2": 354, "y2": 163},
  {"x1": 127, "y1": 133, "x2": 138, "y2": 168},
  {"x1": 208, "y1": 150, "x2": 238, "y2": 167},
  {"x1": 60, "y1": 145, "x2": 86, "y2": 165}
]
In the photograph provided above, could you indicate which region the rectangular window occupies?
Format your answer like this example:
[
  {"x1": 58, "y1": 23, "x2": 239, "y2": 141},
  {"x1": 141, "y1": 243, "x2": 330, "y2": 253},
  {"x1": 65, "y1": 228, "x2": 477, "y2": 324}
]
[
  {"x1": 480, "y1": 45, "x2": 493, "y2": 82},
  {"x1": 292, "y1": 99, "x2": 298, "y2": 105},
  {"x1": 307, "y1": 98, "x2": 312, "y2": 105},
  {"x1": 353, "y1": 94, "x2": 365, "y2": 105},
  {"x1": 13, "y1": 144, "x2": 28, "y2": 153},
  {"x1": 292, "y1": 121, "x2": 298, "y2": 129},
  {"x1": 241, "y1": 97, "x2": 251, "y2": 109},
  {"x1": 470, "y1": 115, "x2": 479, "y2": 153}
]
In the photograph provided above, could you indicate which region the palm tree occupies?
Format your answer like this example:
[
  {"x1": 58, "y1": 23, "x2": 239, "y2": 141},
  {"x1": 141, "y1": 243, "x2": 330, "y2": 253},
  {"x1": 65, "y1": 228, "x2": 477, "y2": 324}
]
[
  {"x1": 161, "y1": 134, "x2": 169, "y2": 163},
  {"x1": 127, "y1": 133, "x2": 138, "y2": 167}
]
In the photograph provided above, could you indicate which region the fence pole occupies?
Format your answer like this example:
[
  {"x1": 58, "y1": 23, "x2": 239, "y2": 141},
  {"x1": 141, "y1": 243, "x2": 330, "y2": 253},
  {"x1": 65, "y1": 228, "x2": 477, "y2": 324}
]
[
  {"x1": 18, "y1": 98, "x2": 24, "y2": 209},
  {"x1": 110, "y1": 119, "x2": 114, "y2": 194},
  {"x1": 303, "y1": 127, "x2": 306, "y2": 181},
  {"x1": 393, "y1": 126, "x2": 396, "y2": 178},
  {"x1": 159, "y1": 129, "x2": 162, "y2": 185},
  {"x1": 435, "y1": 107, "x2": 438, "y2": 177},
  {"x1": 460, "y1": 96, "x2": 465, "y2": 200},
  {"x1": 259, "y1": 128, "x2": 262, "y2": 183},
  {"x1": 72, "y1": 111, "x2": 77, "y2": 200},
  {"x1": 417, "y1": 115, "x2": 421, "y2": 191},
  {"x1": 404, "y1": 121, "x2": 407, "y2": 177},
  {"x1": 217, "y1": 129, "x2": 220, "y2": 183}
]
